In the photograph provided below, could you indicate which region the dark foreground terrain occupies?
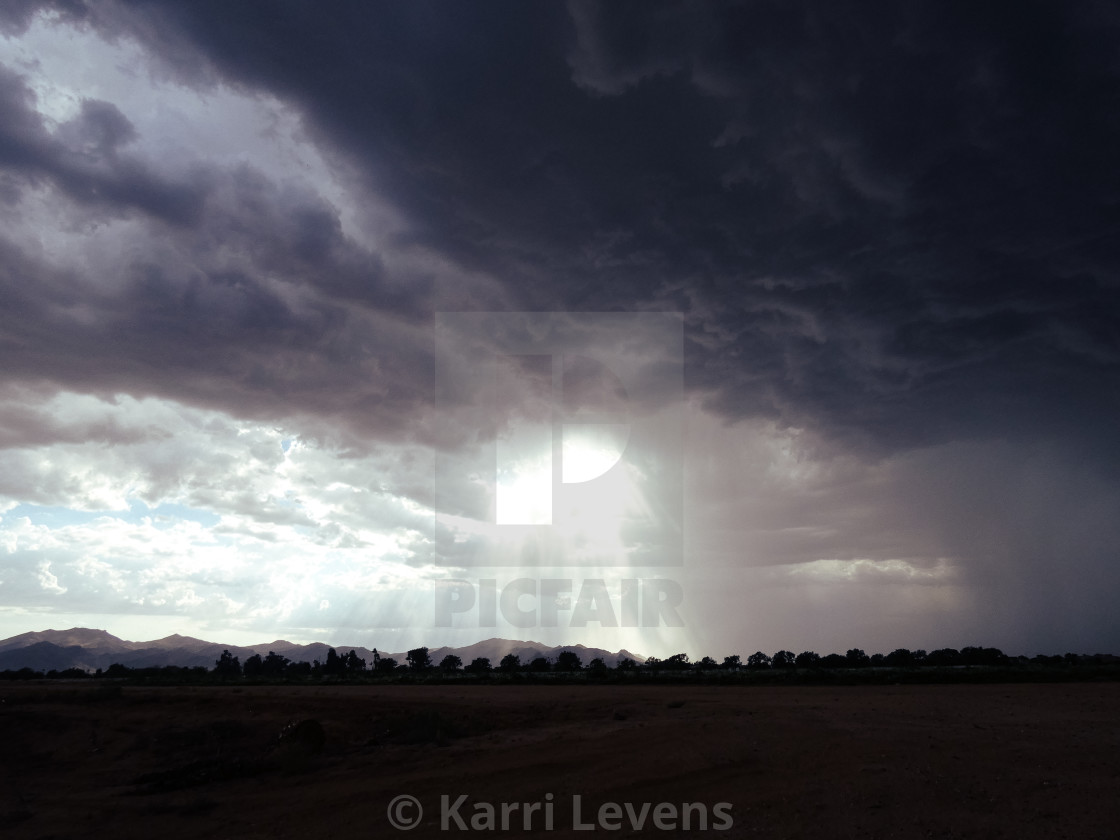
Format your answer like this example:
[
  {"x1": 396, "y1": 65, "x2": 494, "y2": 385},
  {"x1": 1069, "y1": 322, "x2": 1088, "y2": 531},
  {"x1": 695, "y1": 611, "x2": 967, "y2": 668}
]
[{"x1": 1, "y1": 682, "x2": 1117, "y2": 838}]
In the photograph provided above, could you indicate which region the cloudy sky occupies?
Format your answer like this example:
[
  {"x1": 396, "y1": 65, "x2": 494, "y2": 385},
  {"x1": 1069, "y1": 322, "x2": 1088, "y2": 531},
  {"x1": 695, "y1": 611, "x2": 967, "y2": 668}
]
[{"x1": 1, "y1": 1, "x2": 1118, "y2": 659}]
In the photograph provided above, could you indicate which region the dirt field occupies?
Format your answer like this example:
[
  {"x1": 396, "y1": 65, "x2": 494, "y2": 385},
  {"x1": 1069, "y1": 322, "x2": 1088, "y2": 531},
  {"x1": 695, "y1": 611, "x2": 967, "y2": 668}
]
[{"x1": 1, "y1": 681, "x2": 1117, "y2": 839}]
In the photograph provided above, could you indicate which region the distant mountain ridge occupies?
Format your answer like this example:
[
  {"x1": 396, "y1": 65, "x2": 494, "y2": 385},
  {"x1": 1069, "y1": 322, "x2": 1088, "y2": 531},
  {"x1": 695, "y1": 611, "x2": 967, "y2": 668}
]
[{"x1": 0, "y1": 628, "x2": 645, "y2": 673}]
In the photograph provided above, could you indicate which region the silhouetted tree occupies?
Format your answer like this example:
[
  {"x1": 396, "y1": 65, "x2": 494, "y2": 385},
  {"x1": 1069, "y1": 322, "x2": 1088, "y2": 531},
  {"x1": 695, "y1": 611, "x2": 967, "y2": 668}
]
[
  {"x1": 960, "y1": 646, "x2": 983, "y2": 666},
  {"x1": 261, "y1": 651, "x2": 290, "y2": 676},
  {"x1": 926, "y1": 648, "x2": 962, "y2": 667},
  {"x1": 439, "y1": 654, "x2": 462, "y2": 671},
  {"x1": 588, "y1": 657, "x2": 607, "y2": 673},
  {"x1": 845, "y1": 649, "x2": 870, "y2": 668},
  {"x1": 466, "y1": 657, "x2": 491, "y2": 674},
  {"x1": 343, "y1": 650, "x2": 365, "y2": 674},
  {"x1": 499, "y1": 653, "x2": 521, "y2": 672},
  {"x1": 555, "y1": 650, "x2": 583, "y2": 671},
  {"x1": 821, "y1": 653, "x2": 846, "y2": 669},
  {"x1": 644, "y1": 656, "x2": 662, "y2": 670},
  {"x1": 529, "y1": 656, "x2": 552, "y2": 672},
  {"x1": 722, "y1": 654, "x2": 741, "y2": 670},
  {"x1": 243, "y1": 653, "x2": 264, "y2": 678},
  {"x1": 960, "y1": 646, "x2": 1007, "y2": 666},
  {"x1": 795, "y1": 651, "x2": 821, "y2": 668},
  {"x1": 375, "y1": 657, "x2": 398, "y2": 674},
  {"x1": 664, "y1": 653, "x2": 690, "y2": 670},
  {"x1": 324, "y1": 647, "x2": 345, "y2": 677},
  {"x1": 746, "y1": 651, "x2": 772, "y2": 670},
  {"x1": 697, "y1": 656, "x2": 718, "y2": 670},
  {"x1": 772, "y1": 650, "x2": 796, "y2": 669},
  {"x1": 885, "y1": 648, "x2": 914, "y2": 668},
  {"x1": 407, "y1": 647, "x2": 431, "y2": 671},
  {"x1": 214, "y1": 649, "x2": 241, "y2": 678},
  {"x1": 984, "y1": 647, "x2": 1008, "y2": 665}
]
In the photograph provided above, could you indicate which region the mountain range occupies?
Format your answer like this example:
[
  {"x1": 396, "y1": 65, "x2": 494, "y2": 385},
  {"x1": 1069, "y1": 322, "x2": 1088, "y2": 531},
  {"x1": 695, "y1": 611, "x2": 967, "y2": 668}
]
[{"x1": 0, "y1": 628, "x2": 645, "y2": 673}]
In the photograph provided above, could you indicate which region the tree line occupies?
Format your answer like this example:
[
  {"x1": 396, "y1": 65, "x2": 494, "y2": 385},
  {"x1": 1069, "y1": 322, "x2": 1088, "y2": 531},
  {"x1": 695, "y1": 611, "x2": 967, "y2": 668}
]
[{"x1": 4, "y1": 644, "x2": 1115, "y2": 683}]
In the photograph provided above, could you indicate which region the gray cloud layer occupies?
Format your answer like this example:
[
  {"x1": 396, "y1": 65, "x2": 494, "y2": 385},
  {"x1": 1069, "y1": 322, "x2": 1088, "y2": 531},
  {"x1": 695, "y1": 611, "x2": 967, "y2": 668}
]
[{"x1": 3, "y1": 2, "x2": 1117, "y2": 447}]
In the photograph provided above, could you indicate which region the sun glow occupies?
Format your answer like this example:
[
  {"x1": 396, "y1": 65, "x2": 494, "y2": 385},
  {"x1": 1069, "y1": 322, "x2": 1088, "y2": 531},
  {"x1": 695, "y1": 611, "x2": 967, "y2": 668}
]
[{"x1": 493, "y1": 423, "x2": 641, "y2": 564}]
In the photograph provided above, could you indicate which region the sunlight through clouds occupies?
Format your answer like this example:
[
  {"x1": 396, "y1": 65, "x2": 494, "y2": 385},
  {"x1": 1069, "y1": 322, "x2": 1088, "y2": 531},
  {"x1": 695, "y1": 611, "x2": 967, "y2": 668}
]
[{"x1": 0, "y1": 390, "x2": 434, "y2": 641}]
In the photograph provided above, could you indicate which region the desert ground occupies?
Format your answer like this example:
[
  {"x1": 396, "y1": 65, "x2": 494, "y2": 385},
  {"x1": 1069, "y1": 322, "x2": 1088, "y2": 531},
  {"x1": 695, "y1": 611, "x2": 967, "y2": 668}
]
[{"x1": 1, "y1": 681, "x2": 1117, "y2": 839}]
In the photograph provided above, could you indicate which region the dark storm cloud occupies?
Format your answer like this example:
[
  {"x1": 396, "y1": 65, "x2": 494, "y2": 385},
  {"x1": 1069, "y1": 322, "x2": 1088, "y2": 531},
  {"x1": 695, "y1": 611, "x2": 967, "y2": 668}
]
[
  {"x1": 0, "y1": 64, "x2": 208, "y2": 223},
  {"x1": 0, "y1": 0, "x2": 70, "y2": 35},
  {"x1": 35, "y1": 0, "x2": 1114, "y2": 463},
  {"x1": 0, "y1": 55, "x2": 435, "y2": 443},
  {"x1": 562, "y1": 0, "x2": 1120, "y2": 456},
  {"x1": 0, "y1": 218, "x2": 433, "y2": 444}
]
